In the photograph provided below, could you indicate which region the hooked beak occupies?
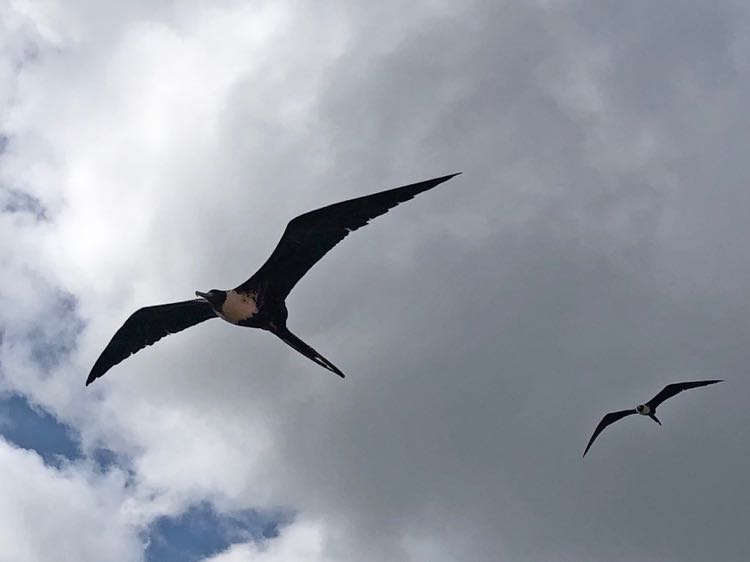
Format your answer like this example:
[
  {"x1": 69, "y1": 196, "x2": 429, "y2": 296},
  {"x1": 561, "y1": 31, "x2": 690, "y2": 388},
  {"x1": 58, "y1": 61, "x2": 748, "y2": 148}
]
[{"x1": 195, "y1": 291, "x2": 210, "y2": 300}]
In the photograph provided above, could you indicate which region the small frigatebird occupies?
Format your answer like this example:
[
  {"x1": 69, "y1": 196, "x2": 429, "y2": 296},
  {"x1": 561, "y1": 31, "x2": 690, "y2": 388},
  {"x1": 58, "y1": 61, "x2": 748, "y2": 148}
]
[
  {"x1": 582, "y1": 379, "x2": 723, "y2": 457},
  {"x1": 86, "y1": 173, "x2": 460, "y2": 385}
]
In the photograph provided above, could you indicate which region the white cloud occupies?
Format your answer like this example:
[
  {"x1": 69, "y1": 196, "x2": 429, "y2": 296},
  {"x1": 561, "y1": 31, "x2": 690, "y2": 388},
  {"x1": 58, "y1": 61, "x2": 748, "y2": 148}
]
[
  {"x1": 0, "y1": 438, "x2": 141, "y2": 562},
  {"x1": 202, "y1": 519, "x2": 325, "y2": 562}
]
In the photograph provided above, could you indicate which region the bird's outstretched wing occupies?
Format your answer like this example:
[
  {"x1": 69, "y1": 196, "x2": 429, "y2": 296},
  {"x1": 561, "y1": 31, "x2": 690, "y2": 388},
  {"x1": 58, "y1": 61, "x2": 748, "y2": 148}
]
[
  {"x1": 646, "y1": 379, "x2": 723, "y2": 409},
  {"x1": 583, "y1": 409, "x2": 637, "y2": 457},
  {"x1": 86, "y1": 299, "x2": 217, "y2": 385},
  {"x1": 235, "y1": 173, "x2": 461, "y2": 298}
]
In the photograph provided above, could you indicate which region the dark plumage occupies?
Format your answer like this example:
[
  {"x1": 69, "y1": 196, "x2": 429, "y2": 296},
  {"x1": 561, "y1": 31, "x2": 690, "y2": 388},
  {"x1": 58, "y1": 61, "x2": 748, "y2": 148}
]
[
  {"x1": 87, "y1": 300, "x2": 217, "y2": 384},
  {"x1": 86, "y1": 173, "x2": 461, "y2": 385},
  {"x1": 582, "y1": 379, "x2": 723, "y2": 457}
]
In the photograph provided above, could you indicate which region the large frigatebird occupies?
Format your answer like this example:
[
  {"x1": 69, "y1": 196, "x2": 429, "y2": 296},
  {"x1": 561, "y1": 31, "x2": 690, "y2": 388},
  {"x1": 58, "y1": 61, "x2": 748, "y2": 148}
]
[
  {"x1": 87, "y1": 173, "x2": 461, "y2": 385},
  {"x1": 583, "y1": 380, "x2": 723, "y2": 457}
]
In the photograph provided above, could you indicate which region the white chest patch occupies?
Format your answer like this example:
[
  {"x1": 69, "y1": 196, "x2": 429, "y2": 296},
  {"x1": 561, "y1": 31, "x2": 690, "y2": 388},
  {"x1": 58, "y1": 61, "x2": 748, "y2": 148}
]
[{"x1": 220, "y1": 290, "x2": 258, "y2": 324}]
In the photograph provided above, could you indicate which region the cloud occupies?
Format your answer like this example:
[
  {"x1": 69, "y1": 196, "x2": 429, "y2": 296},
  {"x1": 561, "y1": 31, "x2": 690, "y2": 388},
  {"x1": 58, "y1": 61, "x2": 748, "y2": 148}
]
[
  {"x1": 202, "y1": 519, "x2": 324, "y2": 562},
  {"x1": 0, "y1": 437, "x2": 140, "y2": 562},
  {"x1": 1, "y1": 0, "x2": 749, "y2": 561}
]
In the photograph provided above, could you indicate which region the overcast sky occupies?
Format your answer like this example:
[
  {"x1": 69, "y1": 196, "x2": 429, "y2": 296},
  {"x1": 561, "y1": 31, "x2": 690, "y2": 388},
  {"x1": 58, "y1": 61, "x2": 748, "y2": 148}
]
[{"x1": 1, "y1": 1, "x2": 749, "y2": 560}]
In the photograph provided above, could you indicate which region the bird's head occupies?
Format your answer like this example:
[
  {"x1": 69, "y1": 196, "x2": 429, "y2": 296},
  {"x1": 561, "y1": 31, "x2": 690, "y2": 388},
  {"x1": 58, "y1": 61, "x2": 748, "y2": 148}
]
[
  {"x1": 195, "y1": 289, "x2": 227, "y2": 310},
  {"x1": 636, "y1": 404, "x2": 649, "y2": 414}
]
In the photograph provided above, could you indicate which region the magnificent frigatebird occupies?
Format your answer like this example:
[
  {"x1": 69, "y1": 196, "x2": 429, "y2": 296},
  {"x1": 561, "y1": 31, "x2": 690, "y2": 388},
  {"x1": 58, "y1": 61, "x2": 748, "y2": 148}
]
[
  {"x1": 86, "y1": 173, "x2": 461, "y2": 385},
  {"x1": 582, "y1": 379, "x2": 723, "y2": 457}
]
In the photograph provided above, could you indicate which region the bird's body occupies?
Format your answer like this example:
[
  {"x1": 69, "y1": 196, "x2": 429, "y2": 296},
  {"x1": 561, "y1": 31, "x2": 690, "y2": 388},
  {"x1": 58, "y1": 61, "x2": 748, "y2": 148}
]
[
  {"x1": 635, "y1": 403, "x2": 651, "y2": 416},
  {"x1": 86, "y1": 173, "x2": 461, "y2": 385},
  {"x1": 218, "y1": 290, "x2": 259, "y2": 325},
  {"x1": 582, "y1": 379, "x2": 723, "y2": 457}
]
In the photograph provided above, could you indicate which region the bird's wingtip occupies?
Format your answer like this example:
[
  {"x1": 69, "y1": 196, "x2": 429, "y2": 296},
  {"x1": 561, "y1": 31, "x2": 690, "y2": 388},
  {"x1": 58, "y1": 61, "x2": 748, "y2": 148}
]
[
  {"x1": 434, "y1": 172, "x2": 462, "y2": 182},
  {"x1": 431, "y1": 172, "x2": 462, "y2": 185}
]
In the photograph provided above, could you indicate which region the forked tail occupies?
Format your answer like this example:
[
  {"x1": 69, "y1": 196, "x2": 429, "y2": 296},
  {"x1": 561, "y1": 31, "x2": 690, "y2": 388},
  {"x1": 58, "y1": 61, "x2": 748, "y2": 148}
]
[{"x1": 271, "y1": 325, "x2": 345, "y2": 378}]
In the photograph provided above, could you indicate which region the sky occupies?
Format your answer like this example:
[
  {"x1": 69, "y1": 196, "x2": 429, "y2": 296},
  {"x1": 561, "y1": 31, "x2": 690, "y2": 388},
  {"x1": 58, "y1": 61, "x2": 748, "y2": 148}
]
[{"x1": 0, "y1": 0, "x2": 749, "y2": 560}]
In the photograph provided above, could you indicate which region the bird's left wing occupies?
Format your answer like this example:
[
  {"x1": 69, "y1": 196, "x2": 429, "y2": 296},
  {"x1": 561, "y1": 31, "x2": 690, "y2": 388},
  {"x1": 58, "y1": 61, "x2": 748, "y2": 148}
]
[
  {"x1": 583, "y1": 409, "x2": 637, "y2": 457},
  {"x1": 646, "y1": 379, "x2": 723, "y2": 409},
  {"x1": 235, "y1": 173, "x2": 461, "y2": 299},
  {"x1": 86, "y1": 299, "x2": 217, "y2": 385}
]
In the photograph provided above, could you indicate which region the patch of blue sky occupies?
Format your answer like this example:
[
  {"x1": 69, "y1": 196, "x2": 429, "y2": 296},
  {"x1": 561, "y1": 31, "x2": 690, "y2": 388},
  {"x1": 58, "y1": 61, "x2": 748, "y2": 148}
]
[
  {"x1": 145, "y1": 502, "x2": 290, "y2": 562},
  {"x1": 0, "y1": 392, "x2": 121, "y2": 473},
  {"x1": 0, "y1": 393, "x2": 81, "y2": 466},
  {"x1": 0, "y1": 393, "x2": 285, "y2": 560}
]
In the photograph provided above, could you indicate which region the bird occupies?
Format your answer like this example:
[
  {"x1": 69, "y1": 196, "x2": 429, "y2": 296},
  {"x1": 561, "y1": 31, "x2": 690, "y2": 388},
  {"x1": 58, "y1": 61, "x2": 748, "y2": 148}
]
[
  {"x1": 86, "y1": 173, "x2": 461, "y2": 385},
  {"x1": 582, "y1": 379, "x2": 723, "y2": 457}
]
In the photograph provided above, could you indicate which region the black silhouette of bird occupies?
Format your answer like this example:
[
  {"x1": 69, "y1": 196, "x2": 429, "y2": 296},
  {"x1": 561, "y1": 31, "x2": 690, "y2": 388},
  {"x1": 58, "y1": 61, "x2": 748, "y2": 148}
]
[
  {"x1": 86, "y1": 173, "x2": 461, "y2": 385},
  {"x1": 582, "y1": 379, "x2": 723, "y2": 457}
]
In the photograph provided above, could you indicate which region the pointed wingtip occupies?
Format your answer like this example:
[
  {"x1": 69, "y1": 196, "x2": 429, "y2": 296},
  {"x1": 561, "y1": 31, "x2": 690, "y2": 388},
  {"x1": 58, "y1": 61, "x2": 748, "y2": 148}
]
[
  {"x1": 327, "y1": 360, "x2": 345, "y2": 379},
  {"x1": 435, "y1": 172, "x2": 462, "y2": 183},
  {"x1": 582, "y1": 442, "x2": 593, "y2": 457},
  {"x1": 323, "y1": 361, "x2": 345, "y2": 378}
]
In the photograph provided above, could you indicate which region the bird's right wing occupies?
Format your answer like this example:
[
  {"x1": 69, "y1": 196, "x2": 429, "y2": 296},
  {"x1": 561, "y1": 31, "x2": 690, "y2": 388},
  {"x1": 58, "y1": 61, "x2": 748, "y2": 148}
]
[
  {"x1": 646, "y1": 379, "x2": 723, "y2": 409},
  {"x1": 86, "y1": 299, "x2": 217, "y2": 385},
  {"x1": 583, "y1": 409, "x2": 637, "y2": 457},
  {"x1": 235, "y1": 173, "x2": 461, "y2": 299}
]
